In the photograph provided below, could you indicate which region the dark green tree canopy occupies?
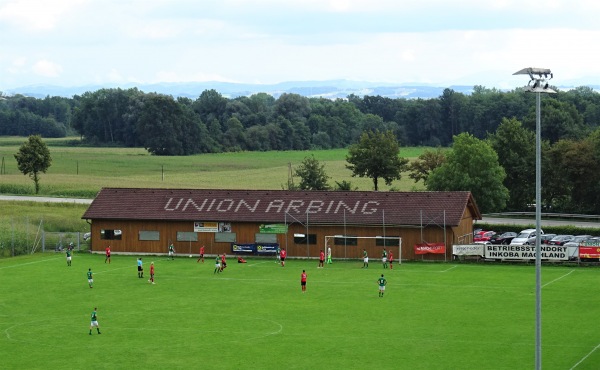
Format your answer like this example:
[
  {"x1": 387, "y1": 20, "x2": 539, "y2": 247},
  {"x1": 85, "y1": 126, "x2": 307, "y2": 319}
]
[
  {"x1": 294, "y1": 155, "x2": 330, "y2": 190},
  {"x1": 427, "y1": 133, "x2": 508, "y2": 213},
  {"x1": 14, "y1": 135, "x2": 52, "y2": 194},
  {"x1": 408, "y1": 147, "x2": 446, "y2": 185},
  {"x1": 346, "y1": 130, "x2": 409, "y2": 191},
  {"x1": 487, "y1": 117, "x2": 535, "y2": 211}
]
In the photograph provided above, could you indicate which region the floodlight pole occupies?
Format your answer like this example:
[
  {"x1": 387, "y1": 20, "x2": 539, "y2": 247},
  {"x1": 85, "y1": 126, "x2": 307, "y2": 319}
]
[
  {"x1": 534, "y1": 88, "x2": 542, "y2": 370},
  {"x1": 513, "y1": 67, "x2": 555, "y2": 370}
]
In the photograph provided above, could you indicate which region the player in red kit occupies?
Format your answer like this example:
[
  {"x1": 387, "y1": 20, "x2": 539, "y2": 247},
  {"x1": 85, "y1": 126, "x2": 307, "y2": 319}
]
[
  {"x1": 105, "y1": 245, "x2": 111, "y2": 264},
  {"x1": 318, "y1": 250, "x2": 324, "y2": 268},
  {"x1": 220, "y1": 254, "x2": 227, "y2": 271},
  {"x1": 197, "y1": 245, "x2": 205, "y2": 263},
  {"x1": 389, "y1": 250, "x2": 394, "y2": 269},
  {"x1": 148, "y1": 262, "x2": 155, "y2": 284},
  {"x1": 280, "y1": 248, "x2": 287, "y2": 267},
  {"x1": 300, "y1": 270, "x2": 307, "y2": 292}
]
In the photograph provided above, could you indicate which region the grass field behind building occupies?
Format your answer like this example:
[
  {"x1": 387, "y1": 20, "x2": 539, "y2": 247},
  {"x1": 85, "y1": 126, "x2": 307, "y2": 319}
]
[
  {"x1": 0, "y1": 253, "x2": 599, "y2": 370},
  {"x1": 0, "y1": 136, "x2": 427, "y2": 197}
]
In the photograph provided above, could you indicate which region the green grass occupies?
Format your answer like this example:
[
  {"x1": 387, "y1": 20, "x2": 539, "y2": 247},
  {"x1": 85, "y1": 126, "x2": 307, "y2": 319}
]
[
  {"x1": 0, "y1": 254, "x2": 598, "y2": 369},
  {"x1": 0, "y1": 136, "x2": 426, "y2": 197}
]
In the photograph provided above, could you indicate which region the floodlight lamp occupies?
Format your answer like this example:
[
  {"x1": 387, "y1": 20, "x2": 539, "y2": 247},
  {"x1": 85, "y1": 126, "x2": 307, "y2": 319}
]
[{"x1": 513, "y1": 67, "x2": 552, "y2": 76}]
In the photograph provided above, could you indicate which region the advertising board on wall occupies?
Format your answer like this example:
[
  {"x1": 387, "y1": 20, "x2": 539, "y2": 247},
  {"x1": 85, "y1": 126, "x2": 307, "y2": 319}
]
[
  {"x1": 452, "y1": 244, "x2": 484, "y2": 257},
  {"x1": 194, "y1": 222, "x2": 219, "y2": 232},
  {"x1": 259, "y1": 224, "x2": 288, "y2": 234},
  {"x1": 414, "y1": 243, "x2": 446, "y2": 255},
  {"x1": 484, "y1": 244, "x2": 568, "y2": 260}
]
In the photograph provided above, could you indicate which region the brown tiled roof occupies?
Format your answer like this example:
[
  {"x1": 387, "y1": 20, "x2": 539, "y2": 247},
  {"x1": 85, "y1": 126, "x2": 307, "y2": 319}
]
[{"x1": 82, "y1": 188, "x2": 481, "y2": 226}]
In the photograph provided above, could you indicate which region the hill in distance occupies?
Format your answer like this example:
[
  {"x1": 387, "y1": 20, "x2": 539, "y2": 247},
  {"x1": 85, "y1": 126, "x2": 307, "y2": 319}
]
[{"x1": 5, "y1": 79, "x2": 598, "y2": 100}]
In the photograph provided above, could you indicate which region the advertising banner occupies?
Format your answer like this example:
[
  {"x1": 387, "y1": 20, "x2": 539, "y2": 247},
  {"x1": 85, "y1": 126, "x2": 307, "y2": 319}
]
[
  {"x1": 218, "y1": 222, "x2": 232, "y2": 233},
  {"x1": 194, "y1": 222, "x2": 219, "y2": 232},
  {"x1": 232, "y1": 243, "x2": 255, "y2": 253},
  {"x1": 579, "y1": 246, "x2": 600, "y2": 259},
  {"x1": 256, "y1": 244, "x2": 279, "y2": 254},
  {"x1": 484, "y1": 244, "x2": 568, "y2": 260},
  {"x1": 414, "y1": 243, "x2": 446, "y2": 255},
  {"x1": 452, "y1": 244, "x2": 484, "y2": 257},
  {"x1": 259, "y1": 224, "x2": 288, "y2": 234}
]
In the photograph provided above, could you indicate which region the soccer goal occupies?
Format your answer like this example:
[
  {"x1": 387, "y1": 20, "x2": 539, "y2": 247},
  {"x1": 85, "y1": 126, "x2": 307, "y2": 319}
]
[{"x1": 324, "y1": 235, "x2": 402, "y2": 265}]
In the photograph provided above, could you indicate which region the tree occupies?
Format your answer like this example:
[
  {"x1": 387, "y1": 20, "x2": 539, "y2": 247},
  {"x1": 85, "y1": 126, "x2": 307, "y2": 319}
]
[
  {"x1": 346, "y1": 130, "x2": 409, "y2": 191},
  {"x1": 193, "y1": 89, "x2": 227, "y2": 124},
  {"x1": 14, "y1": 135, "x2": 52, "y2": 194},
  {"x1": 334, "y1": 180, "x2": 358, "y2": 191},
  {"x1": 487, "y1": 117, "x2": 535, "y2": 211},
  {"x1": 523, "y1": 99, "x2": 586, "y2": 143},
  {"x1": 408, "y1": 147, "x2": 446, "y2": 185},
  {"x1": 294, "y1": 155, "x2": 330, "y2": 190},
  {"x1": 133, "y1": 94, "x2": 184, "y2": 155},
  {"x1": 274, "y1": 93, "x2": 311, "y2": 121},
  {"x1": 426, "y1": 133, "x2": 509, "y2": 213}
]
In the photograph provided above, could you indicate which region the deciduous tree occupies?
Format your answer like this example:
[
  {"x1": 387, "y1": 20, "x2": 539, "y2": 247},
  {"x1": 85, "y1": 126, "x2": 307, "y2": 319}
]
[
  {"x1": 14, "y1": 135, "x2": 52, "y2": 194},
  {"x1": 408, "y1": 147, "x2": 446, "y2": 185},
  {"x1": 294, "y1": 155, "x2": 330, "y2": 190},
  {"x1": 488, "y1": 117, "x2": 535, "y2": 211},
  {"x1": 346, "y1": 130, "x2": 409, "y2": 191},
  {"x1": 427, "y1": 133, "x2": 508, "y2": 213}
]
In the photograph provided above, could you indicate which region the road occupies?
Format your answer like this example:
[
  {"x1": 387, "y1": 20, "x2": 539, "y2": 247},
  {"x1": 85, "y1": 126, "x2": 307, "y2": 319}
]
[
  {"x1": 0, "y1": 195, "x2": 92, "y2": 204},
  {"x1": 1, "y1": 195, "x2": 599, "y2": 228}
]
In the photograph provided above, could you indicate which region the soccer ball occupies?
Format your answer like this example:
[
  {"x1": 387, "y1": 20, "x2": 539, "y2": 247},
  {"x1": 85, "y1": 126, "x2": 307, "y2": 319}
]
[{"x1": 189, "y1": 255, "x2": 192, "y2": 258}]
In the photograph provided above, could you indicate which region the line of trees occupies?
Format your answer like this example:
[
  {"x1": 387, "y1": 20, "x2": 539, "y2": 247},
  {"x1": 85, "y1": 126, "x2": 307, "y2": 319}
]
[
  {"x1": 2, "y1": 86, "x2": 600, "y2": 213},
  {"x1": 2, "y1": 85, "x2": 599, "y2": 153}
]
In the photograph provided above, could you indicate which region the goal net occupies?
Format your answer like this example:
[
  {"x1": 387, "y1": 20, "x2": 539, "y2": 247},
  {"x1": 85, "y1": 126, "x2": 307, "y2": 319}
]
[{"x1": 324, "y1": 235, "x2": 402, "y2": 265}]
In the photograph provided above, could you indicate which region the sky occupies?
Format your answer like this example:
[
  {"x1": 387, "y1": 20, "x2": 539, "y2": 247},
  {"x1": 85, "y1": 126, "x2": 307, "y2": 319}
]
[{"x1": 1, "y1": 0, "x2": 600, "y2": 91}]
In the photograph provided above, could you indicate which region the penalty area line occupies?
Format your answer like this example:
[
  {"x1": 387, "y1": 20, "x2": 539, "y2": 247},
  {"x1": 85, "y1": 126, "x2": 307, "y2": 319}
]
[
  {"x1": 542, "y1": 269, "x2": 575, "y2": 288},
  {"x1": 570, "y1": 342, "x2": 600, "y2": 370}
]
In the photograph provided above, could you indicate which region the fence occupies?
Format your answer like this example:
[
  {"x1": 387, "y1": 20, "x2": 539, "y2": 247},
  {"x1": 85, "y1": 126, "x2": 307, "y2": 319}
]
[{"x1": 0, "y1": 217, "x2": 89, "y2": 258}]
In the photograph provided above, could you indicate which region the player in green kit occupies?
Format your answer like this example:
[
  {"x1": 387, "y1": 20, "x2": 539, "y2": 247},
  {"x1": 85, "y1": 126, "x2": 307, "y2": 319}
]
[
  {"x1": 378, "y1": 274, "x2": 387, "y2": 297},
  {"x1": 382, "y1": 248, "x2": 388, "y2": 269},
  {"x1": 66, "y1": 249, "x2": 72, "y2": 266},
  {"x1": 87, "y1": 268, "x2": 94, "y2": 288},
  {"x1": 214, "y1": 255, "x2": 221, "y2": 274},
  {"x1": 168, "y1": 243, "x2": 175, "y2": 260},
  {"x1": 362, "y1": 249, "x2": 368, "y2": 268},
  {"x1": 89, "y1": 307, "x2": 101, "y2": 335}
]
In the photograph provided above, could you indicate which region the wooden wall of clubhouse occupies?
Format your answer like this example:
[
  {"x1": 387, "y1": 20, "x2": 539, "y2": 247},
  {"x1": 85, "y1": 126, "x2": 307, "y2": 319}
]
[{"x1": 83, "y1": 188, "x2": 480, "y2": 261}]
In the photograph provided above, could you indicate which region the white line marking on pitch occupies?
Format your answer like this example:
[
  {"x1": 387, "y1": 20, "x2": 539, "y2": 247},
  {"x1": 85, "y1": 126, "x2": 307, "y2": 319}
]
[
  {"x1": 0, "y1": 256, "x2": 61, "y2": 270},
  {"x1": 569, "y1": 343, "x2": 600, "y2": 369},
  {"x1": 439, "y1": 265, "x2": 458, "y2": 273},
  {"x1": 542, "y1": 269, "x2": 575, "y2": 288},
  {"x1": 246, "y1": 261, "x2": 271, "y2": 267},
  {"x1": 94, "y1": 265, "x2": 132, "y2": 275}
]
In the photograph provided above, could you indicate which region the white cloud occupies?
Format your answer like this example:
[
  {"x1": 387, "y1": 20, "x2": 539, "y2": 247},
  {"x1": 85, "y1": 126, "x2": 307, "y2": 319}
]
[
  {"x1": 32, "y1": 59, "x2": 63, "y2": 77},
  {"x1": 0, "y1": 0, "x2": 87, "y2": 32},
  {"x1": 1, "y1": 0, "x2": 599, "y2": 89}
]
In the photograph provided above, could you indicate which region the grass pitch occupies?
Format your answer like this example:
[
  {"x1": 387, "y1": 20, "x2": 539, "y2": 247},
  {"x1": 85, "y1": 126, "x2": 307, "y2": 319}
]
[{"x1": 0, "y1": 254, "x2": 599, "y2": 369}]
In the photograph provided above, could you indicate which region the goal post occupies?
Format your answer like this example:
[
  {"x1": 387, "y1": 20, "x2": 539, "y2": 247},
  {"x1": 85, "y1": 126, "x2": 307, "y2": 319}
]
[{"x1": 324, "y1": 235, "x2": 402, "y2": 265}]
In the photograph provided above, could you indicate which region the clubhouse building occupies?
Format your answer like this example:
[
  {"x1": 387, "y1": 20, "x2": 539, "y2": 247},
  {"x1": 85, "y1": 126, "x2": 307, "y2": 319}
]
[{"x1": 82, "y1": 188, "x2": 481, "y2": 261}]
